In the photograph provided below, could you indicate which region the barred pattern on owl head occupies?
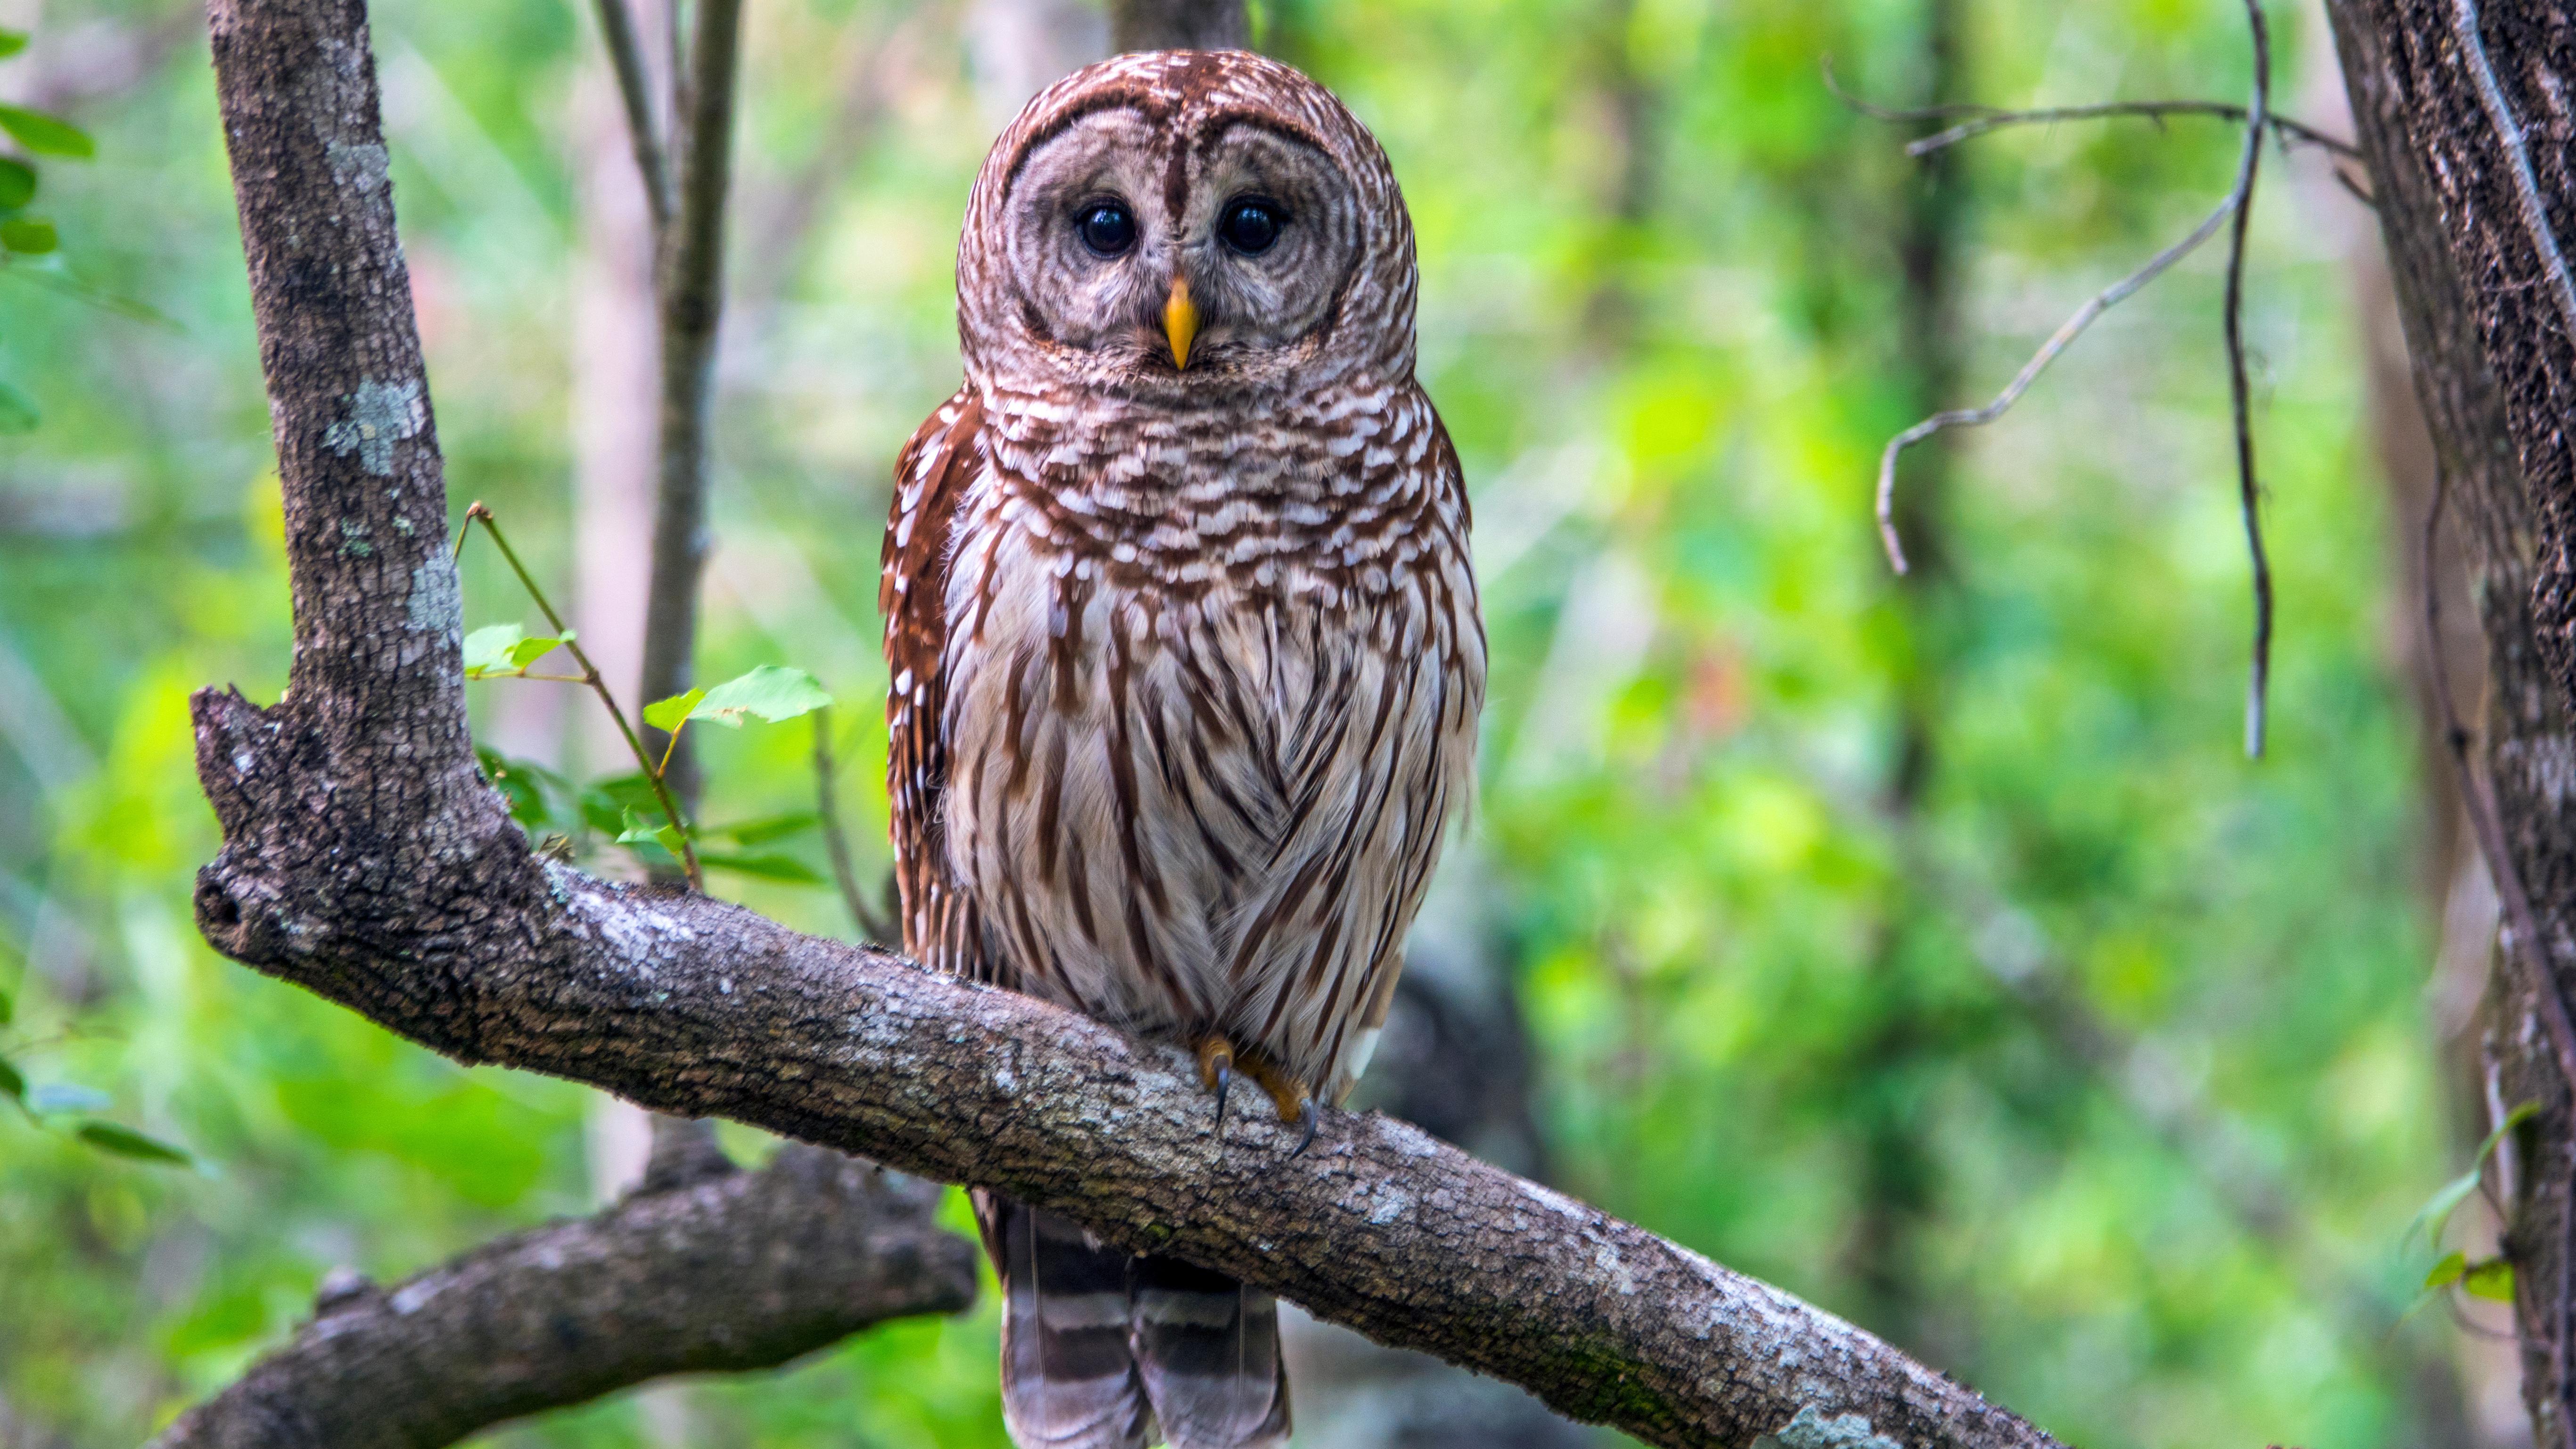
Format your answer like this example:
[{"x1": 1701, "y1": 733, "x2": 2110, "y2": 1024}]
[{"x1": 882, "y1": 49, "x2": 1483, "y2": 1449}]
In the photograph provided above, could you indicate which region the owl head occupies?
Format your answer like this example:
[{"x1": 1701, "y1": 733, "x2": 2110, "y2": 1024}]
[{"x1": 955, "y1": 50, "x2": 1418, "y2": 404}]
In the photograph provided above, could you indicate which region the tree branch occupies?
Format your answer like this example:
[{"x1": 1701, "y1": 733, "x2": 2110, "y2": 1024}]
[
  {"x1": 1822, "y1": 65, "x2": 2360, "y2": 162},
  {"x1": 192, "y1": 669, "x2": 2058, "y2": 1449},
  {"x1": 2219, "y1": 0, "x2": 2273, "y2": 760},
  {"x1": 192, "y1": 1, "x2": 2062, "y2": 1445},
  {"x1": 148, "y1": 1148, "x2": 978, "y2": 1449}
]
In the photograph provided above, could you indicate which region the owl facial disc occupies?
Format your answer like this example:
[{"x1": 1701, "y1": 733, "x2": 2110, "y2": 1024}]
[{"x1": 956, "y1": 49, "x2": 1419, "y2": 401}]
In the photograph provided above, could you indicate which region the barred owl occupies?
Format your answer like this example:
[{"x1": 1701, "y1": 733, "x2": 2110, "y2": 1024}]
[{"x1": 881, "y1": 49, "x2": 1483, "y2": 1449}]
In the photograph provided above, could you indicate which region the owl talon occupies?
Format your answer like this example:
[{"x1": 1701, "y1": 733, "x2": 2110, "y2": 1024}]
[
  {"x1": 1289, "y1": 1097, "x2": 1318, "y2": 1158},
  {"x1": 1195, "y1": 1036, "x2": 1236, "y2": 1136}
]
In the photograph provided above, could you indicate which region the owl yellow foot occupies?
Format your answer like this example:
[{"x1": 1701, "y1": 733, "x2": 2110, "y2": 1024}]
[{"x1": 1235, "y1": 1046, "x2": 1319, "y2": 1157}]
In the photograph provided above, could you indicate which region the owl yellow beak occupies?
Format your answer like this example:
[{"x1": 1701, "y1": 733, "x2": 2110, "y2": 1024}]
[{"x1": 1163, "y1": 276, "x2": 1198, "y2": 371}]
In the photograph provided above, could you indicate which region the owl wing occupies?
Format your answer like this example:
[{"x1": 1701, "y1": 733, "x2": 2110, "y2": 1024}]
[{"x1": 881, "y1": 387, "x2": 996, "y2": 982}]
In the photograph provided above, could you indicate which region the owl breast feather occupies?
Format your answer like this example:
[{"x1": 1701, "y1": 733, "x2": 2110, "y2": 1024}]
[{"x1": 935, "y1": 420, "x2": 1481, "y2": 1102}]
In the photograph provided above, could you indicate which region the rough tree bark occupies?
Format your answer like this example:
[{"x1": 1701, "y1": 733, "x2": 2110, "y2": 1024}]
[
  {"x1": 147, "y1": 1148, "x2": 976, "y2": 1449},
  {"x1": 181, "y1": 0, "x2": 2062, "y2": 1445},
  {"x1": 2327, "y1": 3, "x2": 2576, "y2": 1445}
]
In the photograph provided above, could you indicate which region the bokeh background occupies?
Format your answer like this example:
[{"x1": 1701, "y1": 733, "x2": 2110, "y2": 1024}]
[{"x1": 0, "y1": 0, "x2": 2526, "y2": 1444}]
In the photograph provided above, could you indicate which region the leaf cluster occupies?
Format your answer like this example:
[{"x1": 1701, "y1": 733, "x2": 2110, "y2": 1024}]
[
  {"x1": 475, "y1": 659, "x2": 835, "y2": 890},
  {"x1": 2403, "y1": 1100, "x2": 2535, "y2": 1309}
]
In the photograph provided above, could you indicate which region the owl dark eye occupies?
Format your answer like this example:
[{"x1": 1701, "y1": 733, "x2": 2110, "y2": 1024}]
[
  {"x1": 1217, "y1": 196, "x2": 1283, "y2": 255},
  {"x1": 1076, "y1": 199, "x2": 1136, "y2": 257}
]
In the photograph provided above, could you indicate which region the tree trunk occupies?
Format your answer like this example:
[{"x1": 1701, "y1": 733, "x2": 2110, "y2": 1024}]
[{"x1": 2327, "y1": 4, "x2": 2576, "y2": 1442}]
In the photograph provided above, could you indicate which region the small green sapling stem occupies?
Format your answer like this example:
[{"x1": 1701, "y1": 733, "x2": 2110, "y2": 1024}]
[{"x1": 455, "y1": 501, "x2": 703, "y2": 889}]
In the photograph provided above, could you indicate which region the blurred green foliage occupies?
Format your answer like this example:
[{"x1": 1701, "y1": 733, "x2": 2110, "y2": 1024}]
[{"x1": 0, "y1": 0, "x2": 2501, "y2": 1445}]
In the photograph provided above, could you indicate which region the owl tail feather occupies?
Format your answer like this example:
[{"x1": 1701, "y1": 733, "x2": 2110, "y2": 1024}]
[
  {"x1": 1133, "y1": 1253, "x2": 1289, "y2": 1448},
  {"x1": 977, "y1": 1193, "x2": 1290, "y2": 1449}
]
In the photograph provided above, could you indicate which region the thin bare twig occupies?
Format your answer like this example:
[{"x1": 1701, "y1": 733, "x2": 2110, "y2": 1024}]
[
  {"x1": 2222, "y1": 0, "x2": 2273, "y2": 760},
  {"x1": 459, "y1": 502, "x2": 703, "y2": 890},
  {"x1": 813, "y1": 707, "x2": 896, "y2": 943},
  {"x1": 1868, "y1": 4, "x2": 2278, "y2": 760},
  {"x1": 590, "y1": 0, "x2": 674, "y2": 233},
  {"x1": 2322, "y1": 161, "x2": 2379, "y2": 211},
  {"x1": 1872, "y1": 189, "x2": 2242, "y2": 570},
  {"x1": 2446, "y1": 1291, "x2": 2522, "y2": 1343},
  {"x1": 1907, "y1": 102, "x2": 2351, "y2": 159},
  {"x1": 2425, "y1": 469, "x2": 2576, "y2": 1443},
  {"x1": 1826, "y1": 56, "x2": 2404, "y2": 209},
  {"x1": 1823, "y1": 60, "x2": 2360, "y2": 159}
]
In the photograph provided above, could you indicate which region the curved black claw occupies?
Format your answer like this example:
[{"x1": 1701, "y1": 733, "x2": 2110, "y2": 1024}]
[
  {"x1": 1289, "y1": 1097, "x2": 1318, "y2": 1158},
  {"x1": 1212, "y1": 1064, "x2": 1232, "y2": 1135}
]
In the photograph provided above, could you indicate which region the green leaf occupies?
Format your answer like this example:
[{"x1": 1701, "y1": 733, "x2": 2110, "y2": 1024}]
[
  {"x1": 0, "y1": 30, "x2": 28, "y2": 58},
  {"x1": 2464, "y1": 1257, "x2": 2516, "y2": 1302},
  {"x1": 507, "y1": 630, "x2": 569, "y2": 669},
  {"x1": 0, "y1": 158, "x2": 35, "y2": 211},
  {"x1": 616, "y1": 807, "x2": 686, "y2": 858},
  {"x1": 2407, "y1": 1170, "x2": 2484, "y2": 1257},
  {"x1": 462, "y1": 623, "x2": 530, "y2": 679},
  {"x1": 2405, "y1": 1100, "x2": 2538, "y2": 1251},
  {"x1": 0, "y1": 981, "x2": 13, "y2": 1026},
  {"x1": 0, "y1": 105, "x2": 93, "y2": 159},
  {"x1": 2423, "y1": 1250, "x2": 2467, "y2": 1290},
  {"x1": 642, "y1": 687, "x2": 706, "y2": 733},
  {"x1": 703, "y1": 811, "x2": 819, "y2": 846},
  {"x1": 0, "y1": 379, "x2": 40, "y2": 434},
  {"x1": 0, "y1": 1054, "x2": 23, "y2": 1103},
  {"x1": 1, "y1": 216, "x2": 54, "y2": 253},
  {"x1": 74, "y1": 1121, "x2": 194, "y2": 1167},
  {"x1": 695, "y1": 665, "x2": 833, "y2": 727},
  {"x1": 27, "y1": 1081, "x2": 111, "y2": 1114},
  {"x1": 700, "y1": 851, "x2": 824, "y2": 884}
]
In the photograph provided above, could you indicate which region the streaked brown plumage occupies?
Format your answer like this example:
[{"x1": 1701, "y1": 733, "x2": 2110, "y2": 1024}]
[{"x1": 882, "y1": 49, "x2": 1482, "y2": 1449}]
